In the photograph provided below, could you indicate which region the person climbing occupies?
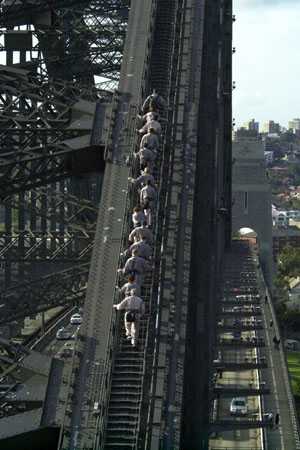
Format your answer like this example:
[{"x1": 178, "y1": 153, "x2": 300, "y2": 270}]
[
  {"x1": 129, "y1": 167, "x2": 155, "y2": 188},
  {"x1": 141, "y1": 90, "x2": 167, "y2": 114},
  {"x1": 118, "y1": 274, "x2": 141, "y2": 297},
  {"x1": 118, "y1": 248, "x2": 151, "y2": 284},
  {"x1": 140, "y1": 128, "x2": 159, "y2": 151},
  {"x1": 113, "y1": 288, "x2": 145, "y2": 347},
  {"x1": 140, "y1": 180, "x2": 157, "y2": 209},
  {"x1": 131, "y1": 206, "x2": 146, "y2": 228}
]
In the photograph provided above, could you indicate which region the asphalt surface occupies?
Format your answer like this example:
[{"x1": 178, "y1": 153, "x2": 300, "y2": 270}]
[
  {"x1": 210, "y1": 243, "x2": 300, "y2": 450},
  {"x1": 211, "y1": 327, "x2": 263, "y2": 450},
  {"x1": 45, "y1": 321, "x2": 80, "y2": 359},
  {"x1": 210, "y1": 246, "x2": 263, "y2": 450}
]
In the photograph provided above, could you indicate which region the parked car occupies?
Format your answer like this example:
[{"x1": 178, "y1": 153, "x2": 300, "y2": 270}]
[
  {"x1": 230, "y1": 397, "x2": 248, "y2": 416},
  {"x1": 56, "y1": 327, "x2": 72, "y2": 340},
  {"x1": 70, "y1": 313, "x2": 82, "y2": 325}
]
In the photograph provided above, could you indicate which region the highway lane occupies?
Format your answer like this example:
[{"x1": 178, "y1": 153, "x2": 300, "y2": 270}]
[
  {"x1": 26, "y1": 306, "x2": 77, "y2": 352},
  {"x1": 45, "y1": 321, "x2": 80, "y2": 359},
  {"x1": 210, "y1": 327, "x2": 263, "y2": 450},
  {"x1": 210, "y1": 247, "x2": 263, "y2": 450},
  {"x1": 0, "y1": 307, "x2": 80, "y2": 430}
]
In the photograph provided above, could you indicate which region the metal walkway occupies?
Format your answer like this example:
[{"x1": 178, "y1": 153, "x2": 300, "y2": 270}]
[
  {"x1": 102, "y1": 0, "x2": 184, "y2": 448},
  {"x1": 58, "y1": 1, "x2": 157, "y2": 448}
]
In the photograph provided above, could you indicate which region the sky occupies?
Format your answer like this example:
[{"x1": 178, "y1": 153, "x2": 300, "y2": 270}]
[{"x1": 233, "y1": 0, "x2": 300, "y2": 129}]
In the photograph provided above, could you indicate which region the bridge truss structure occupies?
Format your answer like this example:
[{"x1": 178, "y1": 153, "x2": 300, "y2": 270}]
[
  {"x1": 0, "y1": 0, "x2": 129, "y2": 311},
  {"x1": 1, "y1": 1, "x2": 300, "y2": 450},
  {"x1": 54, "y1": 0, "x2": 234, "y2": 449}
]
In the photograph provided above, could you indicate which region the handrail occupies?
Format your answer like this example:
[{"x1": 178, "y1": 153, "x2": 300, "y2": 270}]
[
  {"x1": 94, "y1": 1, "x2": 160, "y2": 446},
  {"x1": 263, "y1": 274, "x2": 300, "y2": 448}
]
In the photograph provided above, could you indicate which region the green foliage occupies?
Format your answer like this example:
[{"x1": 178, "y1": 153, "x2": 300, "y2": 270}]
[
  {"x1": 274, "y1": 302, "x2": 300, "y2": 330},
  {"x1": 278, "y1": 246, "x2": 300, "y2": 278},
  {"x1": 290, "y1": 198, "x2": 300, "y2": 210},
  {"x1": 287, "y1": 352, "x2": 300, "y2": 396},
  {"x1": 282, "y1": 309, "x2": 300, "y2": 331}
]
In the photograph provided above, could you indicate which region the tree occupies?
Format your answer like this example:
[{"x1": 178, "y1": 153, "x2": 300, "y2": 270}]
[{"x1": 278, "y1": 246, "x2": 300, "y2": 278}]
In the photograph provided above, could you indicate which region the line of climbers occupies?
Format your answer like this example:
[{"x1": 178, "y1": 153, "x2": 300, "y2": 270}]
[{"x1": 113, "y1": 91, "x2": 166, "y2": 348}]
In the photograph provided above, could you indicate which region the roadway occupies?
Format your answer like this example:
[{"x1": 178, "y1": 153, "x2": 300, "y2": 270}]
[
  {"x1": 209, "y1": 240, "x2": 300, "y2": 450},
  {"x1": 0, "y1": 305, "x2": 80, "y2": 441},
  {"x1": 45, "y1": 320, "x2": 80, "y2": 360},
  {"x1": 210, "y1": 242, "x2": 264, "y2": 450}
]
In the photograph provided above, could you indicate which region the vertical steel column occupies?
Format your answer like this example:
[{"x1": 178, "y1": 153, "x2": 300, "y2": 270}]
[
  {"x1": 223, "y1": 0, "x2": 233, "y2": 248},
  {"x1": 4, "y1": 33, "x2": 13, "y2": 287},
  {"x1": 17, "y1": 44, "x2": 27, "y2": 283},
  {"x1": 181, "y1": 1, "x2": 223, "y2": 448}
]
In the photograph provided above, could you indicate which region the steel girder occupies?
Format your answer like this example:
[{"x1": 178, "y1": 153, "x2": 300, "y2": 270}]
[
  {"x1": 1, "y1": 187, "x2": 97, "y2": 287},
  {"x1": 0, "y1": 67, "x2": 107, "y2": 196},
  {"x1": 3, "y1": 188, "x2": 98, "y2": 231},
  {"x1": 0, "y1": 65, "x2": 107, "y2": 155},
  {"x1": 0, "y1": 141, "x2": 105, "y2": 197},
  {"x1": 0, "y1": 65, "x2": 109, "y2": 121},
  {"x1": 0, "y1": 0, "x2": 127, "y2": 305},
  {"x1": 0, "y1": 0, "x2": 129, "y2": 87},
  {"x1": 0, "y1": 230, "x2": 94, "y2": 262},
  {"x1": 0, "y1": 263, "x2": 89, "y2": 324}
]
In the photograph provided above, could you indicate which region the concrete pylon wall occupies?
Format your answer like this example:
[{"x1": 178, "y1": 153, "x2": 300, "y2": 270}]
[{"x1": 232, "y1": 137, "x2": 273, "y2": 285}]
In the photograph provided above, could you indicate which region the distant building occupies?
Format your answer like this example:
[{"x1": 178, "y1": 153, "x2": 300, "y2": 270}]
[
  {"x1": 273, "y1": 211, "x2": 289, "y2": 228},
  {"x1": 288, "y1": 118, "x2": 300, "y2": 132},
  {"x1": 262, "y1": 120, "x2": 281, "y2": 134},
  {"x1": 235, "y1": 127, "x2": 259, "y2": 139},
  {"x1": 242, "y1": 119, "x2": 259, "y2": 133},
  {"x1": 264, "y1": 151, "x2": 274, "y2": 166}
]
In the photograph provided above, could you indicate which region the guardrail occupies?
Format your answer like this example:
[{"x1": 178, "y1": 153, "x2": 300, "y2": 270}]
[
  {"x1": 93, "y1": 16, "x2": 159, "y2": 445},
  {"x1": 263, "y1": 274, "x2": 300, "y2": 449}
]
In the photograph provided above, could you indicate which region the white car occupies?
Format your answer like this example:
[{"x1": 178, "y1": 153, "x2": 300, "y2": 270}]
[
  {"x1": 230, "y1": 397, "x2": 248, "y2": 416},
  {"x1": 70, "y1": 313, "x2": 82, "y2": 325},
  {"x1": 56, "y1": 328, "x2": 72, "y2": 340}
]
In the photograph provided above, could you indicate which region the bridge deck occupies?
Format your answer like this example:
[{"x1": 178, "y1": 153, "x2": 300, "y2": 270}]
[{"x1": 210, "y1": 241, "x2": 300, "y2": 450}]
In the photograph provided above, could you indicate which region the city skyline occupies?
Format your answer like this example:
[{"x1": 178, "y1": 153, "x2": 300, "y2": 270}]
[
  {"x1": 233, "y1": 0, "x2": 300, "y2": 128},
  {"x1": 241, "y1": 118, "x2": 300, "y2": 132}
]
